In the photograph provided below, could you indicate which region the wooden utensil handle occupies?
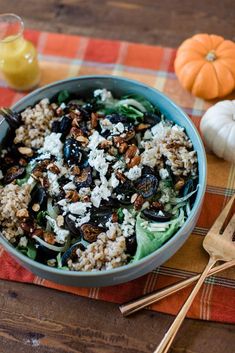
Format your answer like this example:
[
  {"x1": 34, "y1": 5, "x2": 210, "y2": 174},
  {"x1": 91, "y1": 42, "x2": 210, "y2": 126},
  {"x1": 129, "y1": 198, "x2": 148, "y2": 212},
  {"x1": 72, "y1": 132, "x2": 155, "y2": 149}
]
[
  {"x1": 119, "y1": 260, "x2": 235, "y2": 316},
  {"x1": 153, "y1": 257, "x2": 217, "y2": 353}
]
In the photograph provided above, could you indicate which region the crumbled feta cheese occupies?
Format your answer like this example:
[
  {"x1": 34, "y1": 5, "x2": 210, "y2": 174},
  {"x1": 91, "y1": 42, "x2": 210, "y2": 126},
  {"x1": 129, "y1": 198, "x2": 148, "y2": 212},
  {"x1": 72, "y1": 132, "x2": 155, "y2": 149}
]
[
  {"x1": 57, "y1": 199, "x2": 91, "y2": 216},
  {"x1": 63, "y1": 181, "x2": 76, "y2": 191},
  {"x1": 46, "y1": 216, "x2": 69, "y2": 244},
  {"x1": 158, "y1": 210, "x2": 165, "y2": 216},
  {"x1": 39, "y1": 132, "x2": 63, "y2": 158},
  {"x1": 54, "y1": 160, "x2": 68, "y2": 176},
  {"x1": 88, "y1": 149, "x2": 109, "y2": 176},
  {"x1": 67, "y1": 202, "x2": 92, "y2": 215},
  {"x1": 60, "y1": 102, "x2": 66, "y2": 109},
  {"x1": 18, "y1": 236, "x2": 28, "y2": 248},
  {"x1": 90, "y1": 176, "x2": 111, "y2": 207},
  {"x1": 151, "y1": 121, "x2": 167, "y2": 137},
  {"x1": 159, "y1": 168, "x2": 169, "y2": 180},
  {"x1": 94, "y1": 88, "x2": 113, "y2": 102},
  {"x1": 106, "y1": 154, "x2": 115, "y2": 162},
  {"x1": 57, "y1": 198, "x2": 67, "y2": 208},
  {"x1": 113, "y1": 159, "x2": 125, "y2": 171},
  {"x1": 88, "y1": 131, "x2": 105, "y2": 150},
  {"x1": 99, "y1": 118, "x2": 114, "y2": 132},
  {"x1": 68, "y1": 210, "x2": 91, "y2": 228},
  {"x1": 120, "y1": 209, "x2": 135, "y2": 237},
  {"x1": 112, "y1": 122, "x2": 125, "y2": 135},
  {"x1": 143, "y1": 129, "x2": 153, "y2": 140},
  {"x1": 94, "y1": 179, "x2": 101, "y2": 186},
  {"x1": 125, "y1": 165, "x2": 142, "y2": 181},
  {"x1": 75, "y1": 212, "x2": 91, "y2": 227},
  {"x1": 106, "y1": 221, "x2": 121, "y2": 240},
  {"x1": 79, "y1": 187, "x2": 91, "y2": 197},
  {"x1": 109, "y1": 173, "x2": 119, "y2": 189},
  {"x1": 48, "y1": 171, "x2": 60, "y2": 196},
  {"x1": 68, "y1": 214, "x2": 76, "y2": 222},
  {"x1": 36, "y1": 152, "x2": 52, "y2": 160}
]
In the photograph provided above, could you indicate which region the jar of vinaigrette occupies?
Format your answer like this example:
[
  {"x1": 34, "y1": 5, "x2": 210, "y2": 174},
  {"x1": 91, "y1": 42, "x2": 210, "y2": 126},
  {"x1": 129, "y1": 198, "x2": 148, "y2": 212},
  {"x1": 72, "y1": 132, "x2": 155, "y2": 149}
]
[{"x1": 0, "y1": 13, "x2": 40, "y2": 91}]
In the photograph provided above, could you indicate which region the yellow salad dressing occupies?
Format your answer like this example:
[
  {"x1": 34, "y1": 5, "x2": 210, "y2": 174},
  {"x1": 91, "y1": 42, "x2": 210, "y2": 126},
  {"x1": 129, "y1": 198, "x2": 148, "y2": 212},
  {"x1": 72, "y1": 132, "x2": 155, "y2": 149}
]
[
  {"x1": 0, "y1": 14, "x2": 40, "y2": 91},
  {"x1": 0, "y1": 32, "x2": 40, "y2": 91}
]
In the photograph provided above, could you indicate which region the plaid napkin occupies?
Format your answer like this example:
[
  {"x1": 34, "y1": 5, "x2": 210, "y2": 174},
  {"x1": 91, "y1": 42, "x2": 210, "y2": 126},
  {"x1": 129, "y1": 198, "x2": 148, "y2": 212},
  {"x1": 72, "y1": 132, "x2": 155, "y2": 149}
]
[{"x1": 0, "y1": 29, "x2": 234, "y2": 324}]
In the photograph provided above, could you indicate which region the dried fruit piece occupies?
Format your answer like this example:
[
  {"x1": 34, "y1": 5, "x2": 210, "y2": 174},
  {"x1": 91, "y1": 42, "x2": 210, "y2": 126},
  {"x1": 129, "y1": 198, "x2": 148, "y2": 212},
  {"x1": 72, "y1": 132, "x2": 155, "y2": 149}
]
[
  {"x1": 47, "y1": 163, "x2": 60, "y2": 174},
  {"x1": 134, "y1": 195, "x2": 144, "y2": 210},
  {"x1": 80, "y1": 223, "x2": 105, "y2": 243},
  {"x1": 4, "y1": 166, "x2": 25, "y2": 184},
  {"x1": 65, "y1": 190, "x2": 80, "y2": 202},
  {"x1": 134, "y1": 174, "x2": 159, "y2": 198}
]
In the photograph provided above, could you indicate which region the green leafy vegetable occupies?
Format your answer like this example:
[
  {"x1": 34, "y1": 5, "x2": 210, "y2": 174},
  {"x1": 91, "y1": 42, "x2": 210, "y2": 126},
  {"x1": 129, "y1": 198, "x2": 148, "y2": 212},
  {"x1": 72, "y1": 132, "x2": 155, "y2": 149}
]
[
  {"x1": 27, "y1": 241, "x2": 37, "y2": 260},
  {"x1": 95, "y1": 91, "x2": 155, "y2": 119},
  {"x1": 133, "y1": 210, "x2": 184, "y2": 261},
  {"x1": 120, "y1": 95, "x2": 154, "y2": 113},
  {"x1": 16, "y1": 177, "x2": 28, "y2": 186},
  {"x1": 56, "y1": 253, "x2": 69, "y2": 270},
  {"x1": 36, "y1": 210, "x2": 48, "y2": 226},
  {"x1": 16, "y1": 163, "x2": 35, "y2": 186},
  {"x1": 17, "y1": 240, "x2": 37, "y2": 260},
  {"x1": 58, "y1": 90, "x2": 70, "y2": 105},
  {"x1": 118, "y1": 104, "x2": 144, "y2": 120},
  {"x1": 115, "y1": 95, "x2": 155, "y2": 120},
  {"x1": 57, "y1": 252, "x2": 62, "y2": 267},
  {"x1": 117, "y1": 208, "x2": 124, "y2": 223},
  {"x1": 171, "y1": 185, "x2": 199, "y2": 205}
]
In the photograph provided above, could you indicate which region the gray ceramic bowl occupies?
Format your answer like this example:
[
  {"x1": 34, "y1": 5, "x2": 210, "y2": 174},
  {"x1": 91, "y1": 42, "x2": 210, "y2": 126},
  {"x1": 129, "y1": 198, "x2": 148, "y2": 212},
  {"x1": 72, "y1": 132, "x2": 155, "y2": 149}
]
[{"x1": 0, "y1": 76, "x2": 206, "y2": 287}]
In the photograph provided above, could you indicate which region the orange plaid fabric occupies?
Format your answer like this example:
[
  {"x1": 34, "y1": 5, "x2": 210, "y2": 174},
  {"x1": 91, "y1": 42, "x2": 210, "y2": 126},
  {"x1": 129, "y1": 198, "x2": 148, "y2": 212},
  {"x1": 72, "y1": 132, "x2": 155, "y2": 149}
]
[{"x1": 0, "y1": 30, "x2": 235, "y2": 323}]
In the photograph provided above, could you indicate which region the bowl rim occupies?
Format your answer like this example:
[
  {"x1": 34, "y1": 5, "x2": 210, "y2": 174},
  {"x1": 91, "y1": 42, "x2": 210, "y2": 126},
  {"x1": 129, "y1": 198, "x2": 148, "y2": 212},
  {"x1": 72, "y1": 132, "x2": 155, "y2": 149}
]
[{"x1": 0, "y1": 75, "x2": 207, "y2": 277}]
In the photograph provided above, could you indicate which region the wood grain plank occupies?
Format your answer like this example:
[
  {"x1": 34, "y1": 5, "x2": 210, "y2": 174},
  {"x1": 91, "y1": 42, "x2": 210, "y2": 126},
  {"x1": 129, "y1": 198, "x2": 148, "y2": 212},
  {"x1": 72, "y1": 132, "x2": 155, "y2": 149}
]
[
  {"x1": 0, "y1": 280, "x2": 235, "y2": 353},
  {"x1": 0, "y1": 0, "x2": 234, "y2": 46}
]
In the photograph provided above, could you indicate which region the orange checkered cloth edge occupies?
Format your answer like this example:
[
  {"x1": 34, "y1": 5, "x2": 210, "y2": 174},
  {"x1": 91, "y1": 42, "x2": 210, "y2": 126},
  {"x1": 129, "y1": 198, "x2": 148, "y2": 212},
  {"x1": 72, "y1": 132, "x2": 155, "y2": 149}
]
[{"x1": 0, "y1": 30, "x2": 235, "y2": 324}]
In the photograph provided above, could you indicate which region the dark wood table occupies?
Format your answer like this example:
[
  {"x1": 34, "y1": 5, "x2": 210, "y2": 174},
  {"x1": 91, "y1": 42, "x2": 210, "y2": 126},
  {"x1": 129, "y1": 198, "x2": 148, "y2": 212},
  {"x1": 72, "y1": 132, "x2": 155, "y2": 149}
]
[{"x1": 0, "y1": 1, "x2": 235, "y2": 352}]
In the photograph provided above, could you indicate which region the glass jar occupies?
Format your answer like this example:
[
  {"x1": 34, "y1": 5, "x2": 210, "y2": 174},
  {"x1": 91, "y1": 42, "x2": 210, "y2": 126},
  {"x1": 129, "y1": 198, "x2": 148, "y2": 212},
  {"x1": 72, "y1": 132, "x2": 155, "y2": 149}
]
[{"x1": 0, "y1": 13, "x2": 40, "y2": 91}]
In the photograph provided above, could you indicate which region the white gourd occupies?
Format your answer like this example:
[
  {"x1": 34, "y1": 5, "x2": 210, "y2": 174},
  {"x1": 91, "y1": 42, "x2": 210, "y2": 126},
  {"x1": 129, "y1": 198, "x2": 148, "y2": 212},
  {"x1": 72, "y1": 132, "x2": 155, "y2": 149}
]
[{"x1": 200, "y1": 100, "x2": 235, "y2": 163}]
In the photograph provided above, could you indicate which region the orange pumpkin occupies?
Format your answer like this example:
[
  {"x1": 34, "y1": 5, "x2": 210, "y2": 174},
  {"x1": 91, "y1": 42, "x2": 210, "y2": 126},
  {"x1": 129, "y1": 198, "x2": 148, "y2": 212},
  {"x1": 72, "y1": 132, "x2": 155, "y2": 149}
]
[{"x1": 174, "y1": 34, "x2": 235, "y2": 100}]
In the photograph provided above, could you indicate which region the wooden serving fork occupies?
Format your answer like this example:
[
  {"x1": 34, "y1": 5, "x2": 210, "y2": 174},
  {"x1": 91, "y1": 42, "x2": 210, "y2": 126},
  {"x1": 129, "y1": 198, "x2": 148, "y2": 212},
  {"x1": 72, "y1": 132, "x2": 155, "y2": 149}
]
[{"x1": 153, "y1": 194, "x2": 235, "y2": 353}]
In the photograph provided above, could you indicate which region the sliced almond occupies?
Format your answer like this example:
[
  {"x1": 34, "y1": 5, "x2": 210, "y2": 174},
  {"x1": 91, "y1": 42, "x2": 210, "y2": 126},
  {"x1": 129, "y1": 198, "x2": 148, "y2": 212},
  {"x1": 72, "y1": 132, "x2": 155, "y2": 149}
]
[
  {"x1": 18, "y1": 146, "x2": 33, "y2": 157},
  {"x1": 57, "y1": 215, "x2": 64, "y2": 227},
  {"x1": 32, "y1": 203, "x2": 40, "y2": 212}
]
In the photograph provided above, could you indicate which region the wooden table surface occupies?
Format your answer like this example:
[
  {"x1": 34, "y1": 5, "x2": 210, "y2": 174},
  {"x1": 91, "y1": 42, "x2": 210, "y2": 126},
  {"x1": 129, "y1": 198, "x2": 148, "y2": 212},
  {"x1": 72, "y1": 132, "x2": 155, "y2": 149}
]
[{"x1": 0, "y1": 1, "x2": 235, "y2": 352}]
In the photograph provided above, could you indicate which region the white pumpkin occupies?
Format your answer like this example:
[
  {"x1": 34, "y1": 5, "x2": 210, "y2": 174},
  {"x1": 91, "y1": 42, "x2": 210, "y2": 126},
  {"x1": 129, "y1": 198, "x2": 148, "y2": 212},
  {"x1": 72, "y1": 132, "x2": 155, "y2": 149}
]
[{"x1": 200, "y1": 100, "x2": 235, "y2": 163}]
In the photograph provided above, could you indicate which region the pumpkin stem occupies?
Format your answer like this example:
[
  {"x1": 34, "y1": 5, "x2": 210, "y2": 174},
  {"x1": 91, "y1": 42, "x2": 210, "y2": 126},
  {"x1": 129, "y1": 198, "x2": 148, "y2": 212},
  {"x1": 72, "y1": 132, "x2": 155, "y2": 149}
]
[{"x1": 206, "y1": 51, "x2": 217, "y2": 62}]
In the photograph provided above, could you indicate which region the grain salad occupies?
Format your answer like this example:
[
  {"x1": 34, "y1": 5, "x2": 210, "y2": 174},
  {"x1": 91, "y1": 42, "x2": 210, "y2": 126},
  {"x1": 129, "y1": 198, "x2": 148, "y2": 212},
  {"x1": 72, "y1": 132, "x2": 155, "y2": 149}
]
[{"x1": 0, "y1": 89, "x2": 198, "y2": 271}]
